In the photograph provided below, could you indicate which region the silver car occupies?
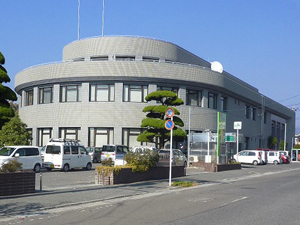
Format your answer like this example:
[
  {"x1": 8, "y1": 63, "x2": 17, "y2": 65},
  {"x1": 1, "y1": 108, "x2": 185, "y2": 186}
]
[{"x1": 157, "y1": 149, "x2": 187, "y2": 167}]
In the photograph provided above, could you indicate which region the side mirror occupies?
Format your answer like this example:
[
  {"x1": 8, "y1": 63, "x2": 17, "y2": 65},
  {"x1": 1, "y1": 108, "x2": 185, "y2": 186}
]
[{"x1": 15, "y1": 153, "x2": 20, "y2": 158}]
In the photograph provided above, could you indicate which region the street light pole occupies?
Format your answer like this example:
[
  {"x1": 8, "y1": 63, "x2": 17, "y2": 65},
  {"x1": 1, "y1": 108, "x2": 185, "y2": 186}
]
[{"x1": 187, "y1": 107, "x2": 191, "y2": 166}]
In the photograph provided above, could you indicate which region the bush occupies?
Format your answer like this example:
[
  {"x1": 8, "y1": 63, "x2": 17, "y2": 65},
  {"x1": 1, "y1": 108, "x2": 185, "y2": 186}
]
[
  {"x1": 0, "y1": 159, "x2": 23, "y2": 173},
  {"x1": 101, "y1": 158, "x2": 114, "y2": 167},
  {"x1": 124, "y1": 150, "x2": 159, "y2": 172}
]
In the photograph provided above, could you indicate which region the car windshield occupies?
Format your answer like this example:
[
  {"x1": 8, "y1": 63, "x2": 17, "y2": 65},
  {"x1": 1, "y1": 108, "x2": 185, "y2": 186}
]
[
  {"x1": 0, "y1": 147, "x2": 15, "y2": 156},
  {"x1": 45, "y1": 145, "x2": 61, "y2": 154}
]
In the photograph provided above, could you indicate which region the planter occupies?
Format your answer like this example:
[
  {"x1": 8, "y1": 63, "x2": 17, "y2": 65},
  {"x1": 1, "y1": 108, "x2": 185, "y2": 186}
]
[
  {"x1": 0, "y1": 171, "x2": 36, "y2": 196},
  {"x1": 191, "y1": 162, "x2": 241, "y2": 172},
  {"x1": 215, "y1": 163, "x2": 241, "y2": 172},
  {"x1": 95, "y1": 166, "x2": 186, "y2": 185}
]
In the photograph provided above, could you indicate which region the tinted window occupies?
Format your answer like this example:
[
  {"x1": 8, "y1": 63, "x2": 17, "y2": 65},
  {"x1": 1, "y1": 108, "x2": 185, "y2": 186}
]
[
  {"x1": 25, "y1": 148, "x2": 39, "y2": 156},
  {"x1": 248, "y1": 152, "x2": 255, "y2": 156},
  {"x1": 269, "y1": 152, "x2": 274, "y2": 156},
  {"x1": 64, "y1": 146, "x2": 70, "y2": 155},
  {"x1": 71, "y1": 146, "x2": 78, "y2": 154},
  {"x1": 14, "y1": 149, "x2": 26, "y2": 156},
  {"x1": 122, "y1": 146, "x2": 129, "y2": 153},
  {"x1": 102, "y1": 146, "x2": 115, "y2": 152},
  {"x1": 0, "y1": 147, "x2": 15, "y2": 156},
  {"x1": 95, "y1": 147, "x2": 102, "y2": 153},
  {"x1": 46, "y1": 146, "x2": 61, "y2": 154}
]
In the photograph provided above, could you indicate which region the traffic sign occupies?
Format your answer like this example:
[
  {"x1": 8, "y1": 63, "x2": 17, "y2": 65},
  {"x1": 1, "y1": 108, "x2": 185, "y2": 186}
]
[
  {"x1": 234, "y1": 121, "x2": 242, "y2": 130},
  {"x1": 165, "y1": 120, "x2": 174, "y2": 130},
  {"x1": 165, "y1": 108, "x2": 175, "y2": 118}
]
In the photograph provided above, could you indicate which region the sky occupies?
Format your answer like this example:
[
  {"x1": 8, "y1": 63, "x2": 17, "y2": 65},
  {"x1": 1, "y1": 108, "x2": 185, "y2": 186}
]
[{"x1": 1, "y1": 0, "x2": 300, "y2": 132}]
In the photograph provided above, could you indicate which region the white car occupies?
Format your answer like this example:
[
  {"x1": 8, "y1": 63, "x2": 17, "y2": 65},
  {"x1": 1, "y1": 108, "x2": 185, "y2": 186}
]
[
  {"x1": 0, "y1": 146, "x2": 42, "y2": 172},
  {"x1": 43, "y1": 139, "x2": 92, "y2": 172},
  {"x1": 233, "y1": 150, "x2": 263, "y2": 165}
]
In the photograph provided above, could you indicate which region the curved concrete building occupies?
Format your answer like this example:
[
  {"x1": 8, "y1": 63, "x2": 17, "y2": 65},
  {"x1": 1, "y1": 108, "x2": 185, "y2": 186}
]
[{"x1": 15, "y1": 36, "x2": 295, "y2": 150}]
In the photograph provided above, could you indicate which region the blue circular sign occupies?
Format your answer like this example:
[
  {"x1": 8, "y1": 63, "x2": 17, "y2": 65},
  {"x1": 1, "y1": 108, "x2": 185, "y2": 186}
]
[{"x1": 165, "y1": 120, "x2": 174, "y2": 130}]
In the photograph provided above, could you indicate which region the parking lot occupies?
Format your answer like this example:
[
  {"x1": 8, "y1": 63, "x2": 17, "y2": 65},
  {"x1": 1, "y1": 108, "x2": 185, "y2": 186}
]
[{"x1": 36, "y1": 162, "x2": 300, "y2": 191}]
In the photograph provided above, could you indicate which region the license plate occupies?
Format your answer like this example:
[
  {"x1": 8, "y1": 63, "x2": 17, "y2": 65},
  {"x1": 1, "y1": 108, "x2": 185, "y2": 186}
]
[
  {"x1": 106, "y1": 154, "x2": 110, "y2": 157},
  {"x1": 50, "y1": 164, "x2": 54, "y2": 168}
]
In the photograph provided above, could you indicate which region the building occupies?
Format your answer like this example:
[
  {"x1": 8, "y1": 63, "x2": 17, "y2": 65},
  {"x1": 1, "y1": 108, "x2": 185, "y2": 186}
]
[{"x1": 15, "y1": 36, "x2": 295, "y2": 150}]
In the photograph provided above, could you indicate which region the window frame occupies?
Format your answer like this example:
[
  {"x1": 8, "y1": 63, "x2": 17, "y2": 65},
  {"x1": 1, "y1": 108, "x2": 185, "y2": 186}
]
[
  {"x1": 60, "y1": 84, "x2": 81, "y2": 102},
  {"x1": 123, "y1": 85, "x2": 148, "y2": 102},
  {"x1": 39, "y1": 87, "x2": 53, "y2": 104},
  {"x1": 90, "y1": 84, "x2": 115, "y2": 102}
]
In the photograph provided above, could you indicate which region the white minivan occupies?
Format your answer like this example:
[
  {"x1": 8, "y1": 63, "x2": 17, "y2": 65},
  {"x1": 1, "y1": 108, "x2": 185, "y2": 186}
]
[
  {"x1": 0, "y1": 146, "x2": 42, "y2": 172},
  {"x1": 233, "y1": 150, "x2": 263, "y2": 165},
  {"x1": 43, "y1": 139, "x2": 92, "y2": 172}
]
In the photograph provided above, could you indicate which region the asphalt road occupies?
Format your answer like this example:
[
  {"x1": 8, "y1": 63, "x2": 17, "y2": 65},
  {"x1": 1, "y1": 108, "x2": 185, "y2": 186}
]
[{"x1": 3, "y1": 163, "x2": 300, "y2": 225}]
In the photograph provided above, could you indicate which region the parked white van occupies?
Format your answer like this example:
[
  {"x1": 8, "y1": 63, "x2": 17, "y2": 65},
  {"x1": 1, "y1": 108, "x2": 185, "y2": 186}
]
[
  {"x1": 233, "y1": 150, "x2": 263, "y2": 165},
  {"x1": 0, "y1": 146, "x2": 42, "y2": 172},
  {"x1": 43, "y1": 139, "x2": 92, "y2": 172},
  {"x1": 267, "y1": 151, "x2": 281, "y2": 165},
  {"x1": 101, "y1": 145, "x2": 129, "y2": 164}
]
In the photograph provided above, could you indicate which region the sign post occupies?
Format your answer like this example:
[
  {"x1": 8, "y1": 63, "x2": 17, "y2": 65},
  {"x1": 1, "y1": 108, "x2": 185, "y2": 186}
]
[
  {"x1": 165, "y1": 108, "x2": 175, "y2": 187},
  {"x1": 234, "y1": 121, "x2": 242, "y2": 161}
]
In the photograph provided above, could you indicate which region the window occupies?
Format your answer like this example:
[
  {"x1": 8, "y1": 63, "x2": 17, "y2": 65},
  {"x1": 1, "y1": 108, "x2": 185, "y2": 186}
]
[
  {"x1": 115, "y1": 56, "x2": 135, "y2": 61},
  {"x1": 252, "y1": 108, "x2": 256, "y2": 121},
  {"x1": 157, "y1": 86, "x2": 178, "y2": 94},
  {"x1": 25, "y1": 148, "x2": 39, "y2": 156},
  {"x1": 208, "y1": 93, "x2": 217, "y2": 109},
  {"x1": 90, "y1": 84, "x2": 115, "y2": 102},
  {"x1": 59, "y1": 128, "x2": 80, "y2": 140},
  {"x1": 26, "y1": 90, "x2": 33, "y2": 106},
  {"x1": 186, "y1": 90, "x2": 202, "y2": 106},
  {"x1": 89, "y1": 128, "x2": 114, "y2": 147},
  {"x1": 39, "y1": 87, "x2": 53, "y2": 104},
  {"x1": 245, "y1": 105, "x2": 251, "y2": 119},
  {"x1": 248, "y1": 152, "x2": 255, "y2": 156},
  {"x1": 71, "y1": 146, "x2": 78, "y2": 154},
  {"x1": 38, "y1": 128, "x2": 52, "y2": 146},
  {"x1": 122, "y1": 128, "x2": 146, "y2": 148},
  {"x1": 60, "y1": 85, "x2": 81, "y2": 102},
  {"x1": 90, "y1": 56, "x2": 108, "y2": 61},
  {"x1": 221, "y1": 96, "x2": 227, "y2": 112},
  {"x1": 143, "y1": 57, "x2": 159, "y2": 62},
  {"x1": 64, "y1": 146, "x2": 71, "y2": 155},
  {"x1": 123, "y1": 85, "x2": 148, "y2": 102}
]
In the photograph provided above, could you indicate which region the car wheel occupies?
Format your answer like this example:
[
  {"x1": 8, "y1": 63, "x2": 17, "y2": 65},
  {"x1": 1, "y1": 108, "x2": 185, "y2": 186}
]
[
  {"x1": 274, "y1": 160, "x2": 279, "y2": 165},
  {"x1": 253, "y1": 160, "x2": 258, "y2": 166},
  {"x1": 62, "y1": 164, "x2": 69, "y2": 172},
  {"x1": 34, "y1": 164, "x2": 41, "y2": 173},
  {"x1": 85, "y1": 162, "x2": 92, "y2": 170}
]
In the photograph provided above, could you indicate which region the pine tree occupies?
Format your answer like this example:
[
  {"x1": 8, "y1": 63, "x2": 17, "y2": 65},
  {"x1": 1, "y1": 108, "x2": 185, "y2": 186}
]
[
  {"x1": 137, "y1": 90, "x2": 187, "y2": 148},
  {"x1": 0, "y1": 51, "x2": 17, "y2": 129}
]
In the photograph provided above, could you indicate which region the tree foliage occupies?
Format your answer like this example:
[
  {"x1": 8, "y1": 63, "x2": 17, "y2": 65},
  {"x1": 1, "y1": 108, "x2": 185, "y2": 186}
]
[
  {"x1": 0, "y1": 51, "x2": 17, "y2": 129},
  {"x1": 137, "y1": 90, "x2": 187, "y2": 148},
  {"x1": 268, "y1": 136, "x2": 278, "y2": 149},
  {"x1": 0, "y1": 116, "x2": 32, "y2": 146}
]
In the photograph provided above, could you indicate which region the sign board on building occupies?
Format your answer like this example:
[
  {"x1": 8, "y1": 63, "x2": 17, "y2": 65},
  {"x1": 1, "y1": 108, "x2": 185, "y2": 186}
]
[{"x1": 234, "y1": 121, "x2": 242, "y2": 130}]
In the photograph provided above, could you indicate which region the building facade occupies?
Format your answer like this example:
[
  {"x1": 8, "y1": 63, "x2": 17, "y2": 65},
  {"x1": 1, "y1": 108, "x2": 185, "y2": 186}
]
[{"x1": 15, "y1": 36, "x2": 295, "y2": 150}]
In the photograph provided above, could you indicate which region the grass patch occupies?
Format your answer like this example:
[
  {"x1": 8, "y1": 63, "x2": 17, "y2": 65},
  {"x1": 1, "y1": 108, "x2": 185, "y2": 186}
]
[{"x1": 172, "y1": 181, "x2": 197, "y2": 187}]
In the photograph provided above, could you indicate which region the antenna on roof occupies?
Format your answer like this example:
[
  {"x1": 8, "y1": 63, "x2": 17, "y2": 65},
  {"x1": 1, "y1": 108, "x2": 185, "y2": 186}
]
[
  {"x1": 78, "y1": 0, "x2": 81, "y2": 40},
  {"x1": 102, "y1": 0, "x2": 105, "y2": 37}
]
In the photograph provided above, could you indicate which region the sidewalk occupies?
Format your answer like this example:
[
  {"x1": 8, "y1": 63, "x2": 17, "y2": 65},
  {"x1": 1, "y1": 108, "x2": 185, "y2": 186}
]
[{"x1": 1, "y1": 164, "x2": 299, "y2": 219}]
